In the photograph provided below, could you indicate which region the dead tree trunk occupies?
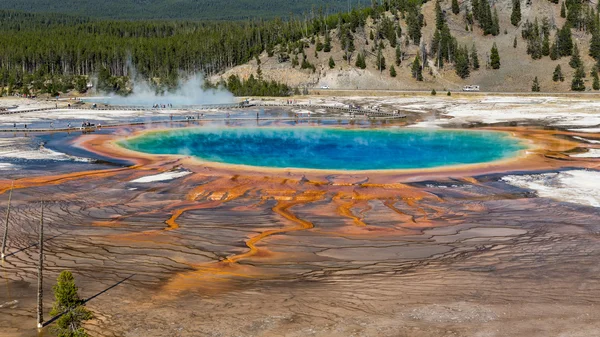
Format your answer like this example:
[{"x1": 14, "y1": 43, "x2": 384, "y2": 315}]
[
  {"x1": 37, "y1": 201, "x2": 44, "y2": 329},
  {"x1": 1, "y1": 182, "x2": 13, "y2": 260}
]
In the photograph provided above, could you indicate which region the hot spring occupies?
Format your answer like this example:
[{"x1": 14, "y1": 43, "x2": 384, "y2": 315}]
[{"x1": 119, "y1": 127, "x2": 527, "y2": 171}]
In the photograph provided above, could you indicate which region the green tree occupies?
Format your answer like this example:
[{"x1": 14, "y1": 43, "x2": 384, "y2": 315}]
[
  {"x1": 553, "y1": 64, "x2": 564, "y2": 82},
  {"x1": 569, "y1": 43, "x2": 582, "y2": 69},
  {"x1": 376, "y1": 48, "x2": 386, "y2": 71},
  {"x1": 491, "y1": 8, "x2": 500, "y2": 36},
  {"x1": 74, "y1": 77, "x2": 88, "y2": 93},
  {"x1": 558, "y1": 24, "x2": 573, "y2": 57},
  {"x1": 97, "y1": 67, "x2": 112, "y2": 92},
  {"x1": 324, "y1": 33, "x2": 332, "y2": 52},
  {"x1": 407, "y1": 8, "x2": 423, "y2": 44},
  {"x1": 531, "y1": 76, "x2": 541, "y2": 92},
  {"x1": 435, "y1": 0, "x2": 445, "y2": 30},
  {"x1": 390, "y1": 65, "x2": 397, "y2": 77},
  {"x1": 589, "y1": 29, "x2": 600, "y2": 61},
  {"x1": 561, "y1": 1, "x2": 566, "y2": 18},
  {"x1": 316, "y1": 37, "x2": 323, "y2": 52},
  {"x1": 471, "y1": 44, "x2": 480, "y2": 70},
  {"x1": 511, "y1": 0, "x2": 521, "y2": 26},
  {"x1": 395, "y1": 45, "x2": 402, "y2": 66},
  {"x1": 411, "y1": 54, "x2": 423, "y2": 81},
  {"x1": 571, "y1": 65, "x2": 586, "y2": 91},
  {"x1": 51, "y1": 271, "x2": 93, "y2": 337},
  {"x1": 431, "y1": 88, "x2": 437, "y2": 95},
  {"x1": 455, "y1": 46, "x2": 471, "y2": 78},
  {"x1": 514, "y1": 36, "x2": 518, "y2": 48},
  {"x1": 328, "y1": 56, "x2": 335, "y2": 69},
  {"x1": 542, "y1": 34, "x2": 550, "y2": 56},
  {"x1": 452, "y1": 0, "x2": 460, "y2": 15},
  {"x1": 593, "y1": 69, "x2": 600, "y2": 90},
  {"x1": 355, "y1": 52, "x2": 366, "y2": 69},
  {"x1": 490, "y1": 43, "x2": 501, "y2": 69},
  {"x1": 550, "y1": 40, "x2": 559, "y2": 60}
]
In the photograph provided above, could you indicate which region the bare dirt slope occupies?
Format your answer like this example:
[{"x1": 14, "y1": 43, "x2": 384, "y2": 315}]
[{"x1": 214, "y1": 0, "x2": 592, "y2": 92}]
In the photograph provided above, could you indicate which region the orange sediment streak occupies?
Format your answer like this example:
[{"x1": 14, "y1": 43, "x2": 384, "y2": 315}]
[
  {"x1": 0, "y1": 166, "x2": 142, "y2": 195},
  {"x1": 226, "y1": 192, "x2": 323, "y2": 263},
  {"x1": 334, "y1": 192, "x2": 368, "y2": 227},
  {"x1": 164, "y1": 200, "x2": 222, "y2": 230},
  {"x1": 383, "y1": 198, "x2": 417, "y2": 224}
]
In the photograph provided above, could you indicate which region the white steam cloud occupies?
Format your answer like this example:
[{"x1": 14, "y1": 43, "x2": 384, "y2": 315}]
[{"x1": 102, "y1": 74, "x2": 235, "y2": 106}]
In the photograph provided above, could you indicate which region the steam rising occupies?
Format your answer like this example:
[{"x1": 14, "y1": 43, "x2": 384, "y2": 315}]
[{"x1": 102, "y1": 74, "x2": 235, "y2": 106}]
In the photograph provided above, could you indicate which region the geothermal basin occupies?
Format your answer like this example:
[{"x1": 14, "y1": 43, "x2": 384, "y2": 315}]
[
  {"x1": 119, "y1": 127, "x2": 527, "y2": 171},
  {"x1": 1, "y1": 95, "x2": 600, "y2": 337}
]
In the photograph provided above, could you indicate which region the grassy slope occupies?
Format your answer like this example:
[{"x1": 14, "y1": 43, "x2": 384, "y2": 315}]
[{"x1": 0, "y1": 0, "x2": 367, "y2": 20}]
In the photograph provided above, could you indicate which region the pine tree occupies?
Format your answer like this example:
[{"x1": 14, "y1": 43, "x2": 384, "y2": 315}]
[
  {"x1": 455, "y1": 46, "x2": 471, "y2": 78},
  {"x1": 324, "y1": 33, "x2": 332, "y2": 52},
  {"x1": 355, "y1": 52, "x2": 366, "y2": 69},
  {"x1": 490, "y1": 43, "x2": 501, "y2": 69},
  {"x1": 472, "y1": 0, "x2": 480, "y2": 18},
  {"x1": 550, "y1": 40, "x2": 559, "y2": 60},
  {"x1": 256, "y1": 65, "x2": 263, "y2": 80},
  {"x1": 561, "y1": 2, "x2": 566, "y2": 18},
  {"x1": 511, "y1": 0, "x2": 522, "y2": 26},
  {"x1": 51, "y1": 271, "x2": 93, "y2": 337},
  {"x1": 553, "y1": 64, "x2": 565, "y2": 82},
  {"x1": 328, "y1": 56, "x2": 335, "y2": 69},
  {"x1": 571, "y1": 65, "x2": 586, "y2": 91},
  {"x1": 593, "y1": 70, "x2": 600, "y2": 90},
  {"x1": 431, "y1": 89, "x2": 437, "y2": 95},
  {"x1": 407, "y1": 8, "x2": 423, "y2": 44},
  {"x1": 480, "y1": 0, "x2": 494, "y2": 34},
  {"x1": 390, "y1": 65, "x2": 397, "y2": 77},
  {"x1": 531, "y1": 76, "x2": 541, "y2": 91},
  {"x1": 376, "y1": 48, "x2": 386, "y2": 71},
  {"x1": 514, "y1": 36, "x2": 518, "y2": 48},
  {"x1": 570, "y1": 43, "x2": 582, "y2": 68},
  {"x1": 589, "y1": 29, "x2": 600, "y2": 61},
  {"x1": 435, "y1": 0, "x2": 445, "y2": 30},
  {"x1": 542, "y1": 34, "x2": 550, "y2": 56},
  {"x1": 316, "y1": 37, "x2": 323, "y2": 52},
  {"x1": 471, "y1": 44, "x2": 480, "y2": 69},
  {"x1": 452, "y1": 0, "x2": 460, "y2": 15},
  {"x1": 411, "y1": 54, "x2": 423, "y2": 81},
  {"x1": 395, "y1": 45, "x2": 402, "y2": 66},
  {"x1": 558, "y1": 24, "x2": 573, "y2": 57},
  {"x1": 491, "y1": 8, "x2": 500, "y2": 36}
]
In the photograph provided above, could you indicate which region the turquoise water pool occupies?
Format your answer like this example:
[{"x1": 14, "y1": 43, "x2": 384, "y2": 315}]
[{"x1": 120, "y1": 127, "x2": 527, "y2": 171}]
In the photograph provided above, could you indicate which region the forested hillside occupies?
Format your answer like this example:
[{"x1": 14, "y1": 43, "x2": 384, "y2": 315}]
[
  {"x1": 1, "y1": 0, "x2": 600, "y2": 96},
  {"x1": 0, "y1": 0, "x2": 365, "y2": 20}
]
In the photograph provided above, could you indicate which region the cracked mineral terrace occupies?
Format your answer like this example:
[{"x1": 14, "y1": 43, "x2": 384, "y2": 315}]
[{"x1": 0, "y1": 95, "x2": 599, "y2": 337}]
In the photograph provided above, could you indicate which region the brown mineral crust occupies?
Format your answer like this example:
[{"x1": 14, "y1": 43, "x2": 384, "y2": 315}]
[{"x1": 0, "y1": 125, "x2": 599, "y2": 337}]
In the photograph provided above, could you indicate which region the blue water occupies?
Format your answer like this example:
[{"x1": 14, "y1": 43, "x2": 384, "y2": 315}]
[{"x1": 120, "y1": 127, "x2": 527, "y2": 171}]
